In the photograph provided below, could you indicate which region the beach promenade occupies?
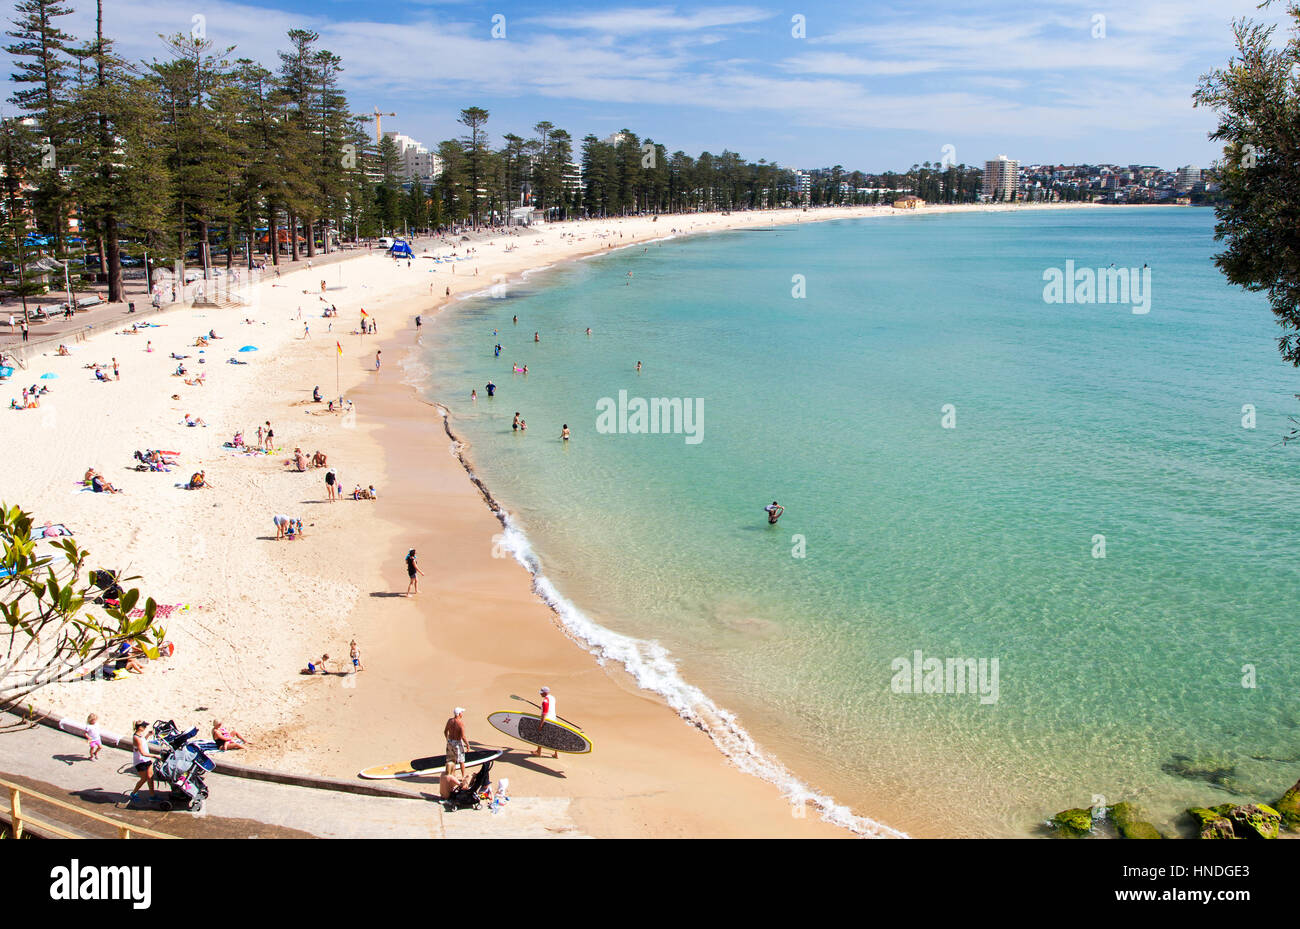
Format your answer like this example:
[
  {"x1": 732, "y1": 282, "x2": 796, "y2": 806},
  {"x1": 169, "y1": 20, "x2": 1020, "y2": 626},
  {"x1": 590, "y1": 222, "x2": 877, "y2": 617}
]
[
  {"x1": 0, "y1": 722, "x2": 587, "y2": 838},
  {"x1": 1, "y1": 203, "x2": 1105, "y2": 838}
]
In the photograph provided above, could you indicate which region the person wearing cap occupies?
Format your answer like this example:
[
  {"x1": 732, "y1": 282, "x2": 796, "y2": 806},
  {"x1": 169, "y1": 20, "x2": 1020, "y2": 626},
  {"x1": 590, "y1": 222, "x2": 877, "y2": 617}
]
[
  {"x1": 532, "y1": 687, "x2": 559, "y2": 758},
  {"x1": 444, "y1": 707, "x2": 469, "y2": 779}
]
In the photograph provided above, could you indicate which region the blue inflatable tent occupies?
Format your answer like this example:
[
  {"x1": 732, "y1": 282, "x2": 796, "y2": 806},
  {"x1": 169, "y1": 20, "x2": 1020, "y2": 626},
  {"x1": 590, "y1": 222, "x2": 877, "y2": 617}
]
[{"x1": 389, "y1": 239, "x2": 413, "y2": 258}]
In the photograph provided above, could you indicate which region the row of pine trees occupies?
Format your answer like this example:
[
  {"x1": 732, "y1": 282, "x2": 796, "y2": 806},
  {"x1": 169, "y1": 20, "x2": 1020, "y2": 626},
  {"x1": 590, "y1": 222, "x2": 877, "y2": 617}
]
[{"x1": 1, "y1": 0, "x2": 993, "y2": 308}]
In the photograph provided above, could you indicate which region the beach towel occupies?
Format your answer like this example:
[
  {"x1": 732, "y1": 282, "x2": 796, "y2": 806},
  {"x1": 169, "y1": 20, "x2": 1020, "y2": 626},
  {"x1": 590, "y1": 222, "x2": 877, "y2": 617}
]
[{"x1": 30, "y1": 523, "x2": 72, "y2": 538}]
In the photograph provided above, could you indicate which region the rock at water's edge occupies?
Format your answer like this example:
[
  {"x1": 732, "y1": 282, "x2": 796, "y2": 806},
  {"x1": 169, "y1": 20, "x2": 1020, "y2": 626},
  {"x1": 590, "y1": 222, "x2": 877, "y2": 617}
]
[
  {"x1": 1050, "y1": 808, "x2": 1094, "y2": 837},
  {"x1": 1226, "y1": 803, "x2": 1280, "y2": 839},
  {"x1": 1275, "y1": 779, "x2": 1300, "y2": 832},
  {"x1": 1109, "y1": 802, "x2": 1163, "y2": 839}
]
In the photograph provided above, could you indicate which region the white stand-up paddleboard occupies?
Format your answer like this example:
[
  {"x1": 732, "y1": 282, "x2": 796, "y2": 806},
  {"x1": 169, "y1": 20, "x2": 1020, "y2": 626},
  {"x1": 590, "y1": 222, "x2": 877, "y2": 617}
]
[{"x1": 487, "y1": 711, "x2": 592, "y2": 754}]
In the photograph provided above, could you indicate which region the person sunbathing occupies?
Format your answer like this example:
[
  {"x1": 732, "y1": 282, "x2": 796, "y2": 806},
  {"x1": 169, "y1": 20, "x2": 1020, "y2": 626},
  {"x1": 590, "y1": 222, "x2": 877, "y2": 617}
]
[
  {"x1": 184, "y1": 375, "x2": 205, "y2": 387},
  {"x1": 208, "y1": 329, "x2": 221, "y2": 339},
  {"x1": 184, "y1": 413, "x2": 207, "y2": 427},
  {"x1": 211, "y1": 720, "x2": 248, "y2": 751},
  {"x1": 85, "y1": 469, "x2": 121, "y2": 494},
  {"x1": 194, "y1": 337, "x2": 209, "y2": 347},
  {"x1": 311, "y1": 451, "x2": 327, "y2": 468},
  {"x1": 57, "y1": 344, "x2": 70, "y2": 356},
  {"x1": 293, "y1": 448, "x2": 308, "y2": 471},
  {"x1": 187, "y1": 470, "x2": 210, "y2": 490},
  {"x1": 174, "y1": 363, "x2": 187, "y2": 376}
]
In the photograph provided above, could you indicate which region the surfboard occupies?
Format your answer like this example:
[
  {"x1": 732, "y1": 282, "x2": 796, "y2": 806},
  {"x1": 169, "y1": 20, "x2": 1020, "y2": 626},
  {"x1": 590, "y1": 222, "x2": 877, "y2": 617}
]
[
  {"x1": 487, "y1": 711, "x2": 592, "y2": 755},
  {"x1": 358, "y1": 747, "x2": 504, "y2": 780}
]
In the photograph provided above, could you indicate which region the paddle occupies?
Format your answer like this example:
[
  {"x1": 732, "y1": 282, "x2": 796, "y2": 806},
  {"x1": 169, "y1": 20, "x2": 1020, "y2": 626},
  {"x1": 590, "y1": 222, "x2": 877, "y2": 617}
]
[{"x1": 509, "y1": 694, "x2": 584, "y2": 732}]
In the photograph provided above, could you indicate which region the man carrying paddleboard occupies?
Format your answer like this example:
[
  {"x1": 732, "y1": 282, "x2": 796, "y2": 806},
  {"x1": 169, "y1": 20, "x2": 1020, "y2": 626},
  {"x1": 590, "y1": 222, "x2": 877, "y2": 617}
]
[
  {"x1": 444, "y1": 707, "x2": 469, "y2": 780},
  {"x1": 532, "y1": 687, "x2": 559, "y2": 759}
]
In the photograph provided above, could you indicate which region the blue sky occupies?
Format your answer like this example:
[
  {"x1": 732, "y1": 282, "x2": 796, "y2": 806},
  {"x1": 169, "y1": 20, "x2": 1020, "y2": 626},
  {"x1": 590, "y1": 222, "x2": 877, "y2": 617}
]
[{"x1": 5, "y1": 0, "x2": 1287, "y2": 171}]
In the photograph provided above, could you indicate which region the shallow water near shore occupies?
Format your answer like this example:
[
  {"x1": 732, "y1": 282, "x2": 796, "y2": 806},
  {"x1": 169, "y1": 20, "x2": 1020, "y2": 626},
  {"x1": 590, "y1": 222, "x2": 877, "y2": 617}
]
[{"x1": 416, "y1": 208, "x2": 1300, "y2": 837}]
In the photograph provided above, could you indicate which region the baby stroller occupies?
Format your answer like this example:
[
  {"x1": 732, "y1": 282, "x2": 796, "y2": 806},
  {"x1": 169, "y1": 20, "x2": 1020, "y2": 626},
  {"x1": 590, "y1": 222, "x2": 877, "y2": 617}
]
[
  {"x1": 151, "y1": 720, "x2": 213, "y2": 813},
  {"x1": 444, "y1": 760, "x2": 494, "y2": 812}
]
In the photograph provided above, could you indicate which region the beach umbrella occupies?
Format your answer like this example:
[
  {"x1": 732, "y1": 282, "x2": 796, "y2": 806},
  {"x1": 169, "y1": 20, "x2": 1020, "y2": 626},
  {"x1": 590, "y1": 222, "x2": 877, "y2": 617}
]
[
  {"x1": 40, "y1": 372, "x2": 58, "y2": 379},
  {"x1": 239, "y1": 345, "x2": 258, "y2": 352}
]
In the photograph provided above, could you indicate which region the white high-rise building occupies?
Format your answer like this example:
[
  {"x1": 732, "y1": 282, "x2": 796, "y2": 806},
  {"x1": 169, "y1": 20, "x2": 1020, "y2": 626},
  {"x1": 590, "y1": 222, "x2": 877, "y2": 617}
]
[
  {"x1": 982, "y1": 155, "x2": 1019, "y2": 200},
  {"x1": 383, "y1": 131, "x2": 444, "y2": 185},
  {"x1": 794, "y1": 170, "x2": 811, "y2": 202}
]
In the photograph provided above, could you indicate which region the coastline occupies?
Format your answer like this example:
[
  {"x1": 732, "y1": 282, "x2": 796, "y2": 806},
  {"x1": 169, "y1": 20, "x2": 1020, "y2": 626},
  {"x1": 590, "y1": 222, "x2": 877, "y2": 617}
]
[{"x1": 4, "y1": 201, "x2": 1114, "y2": 838}]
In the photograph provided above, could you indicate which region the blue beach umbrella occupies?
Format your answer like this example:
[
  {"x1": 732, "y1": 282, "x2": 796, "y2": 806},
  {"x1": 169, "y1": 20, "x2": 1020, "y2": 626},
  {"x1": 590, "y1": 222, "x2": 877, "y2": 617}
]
[
  {"x1": 40, "y1": 372, "x2": 58, "y2": 379},
  {"x1": 238, "y1": 345, "x2": 258, "y2": 352}
]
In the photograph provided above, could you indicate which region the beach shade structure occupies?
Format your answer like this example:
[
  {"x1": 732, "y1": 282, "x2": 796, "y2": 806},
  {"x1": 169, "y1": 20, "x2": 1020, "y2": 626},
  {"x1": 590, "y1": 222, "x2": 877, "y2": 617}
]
[
  {"x1": 238, "y1": 345, "x2": 258, "y2": 352},
  {"x1": 40, "y1": 372, "x2": 58, "y2": 379},
  {"x1": 389, "y1": 240, "x2": 413, "y2": 258},
  {"x1": 0, "y1": 366, "x2": 14, "y2": 379}
]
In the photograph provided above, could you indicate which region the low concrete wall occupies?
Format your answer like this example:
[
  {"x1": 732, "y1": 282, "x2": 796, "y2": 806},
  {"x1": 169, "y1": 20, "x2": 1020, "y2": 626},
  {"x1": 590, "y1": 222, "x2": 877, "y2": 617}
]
[{"x1": 2, "y1": 702, "x2": 423, "y2": 802}]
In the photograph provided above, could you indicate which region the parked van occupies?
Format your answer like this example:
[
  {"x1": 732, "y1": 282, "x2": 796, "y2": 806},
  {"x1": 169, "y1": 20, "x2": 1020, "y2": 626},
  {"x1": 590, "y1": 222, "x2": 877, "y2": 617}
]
[{"x1": 377, "y1": 236, "x2": 394, "y2": 249}]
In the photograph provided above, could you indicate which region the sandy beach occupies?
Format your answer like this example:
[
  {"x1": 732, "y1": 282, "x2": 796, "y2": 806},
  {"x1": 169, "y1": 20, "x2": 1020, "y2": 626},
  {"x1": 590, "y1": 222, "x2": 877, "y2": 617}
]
[{"x1": 2, "y1": 201, "x2": 1109, "y2": 838}]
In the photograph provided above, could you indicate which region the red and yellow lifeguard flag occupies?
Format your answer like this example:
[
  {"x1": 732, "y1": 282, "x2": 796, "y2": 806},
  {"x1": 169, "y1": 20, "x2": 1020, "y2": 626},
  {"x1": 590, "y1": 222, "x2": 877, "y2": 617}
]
[
  {"x1": 360, "y1": 308, "x2": 369, "y2": 317},
  {"x1": 336, "y1": 341, "x2": 342, "y2": 355}
]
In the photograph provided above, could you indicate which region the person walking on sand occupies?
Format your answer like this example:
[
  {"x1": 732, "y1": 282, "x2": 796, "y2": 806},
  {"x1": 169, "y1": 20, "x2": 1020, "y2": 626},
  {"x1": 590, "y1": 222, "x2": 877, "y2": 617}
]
[
  {"x1": 375, "y1": 350, "x2": 381, "y2": 372},
  {"x1": 444, "y1": 707, "x2": 469, "y2": 780},
  {"x1": 112, "y1": 358, "x2": 119, "y2": 380},
  {"x1": 405, "y1": 548, "x2": 424, "y2": 595},
  {"x1": 350, "y1": 639, "x2": 364, "y2": 672},
  {"x1": 532, "y1": 687, "x2": 559, "y2": 758}
]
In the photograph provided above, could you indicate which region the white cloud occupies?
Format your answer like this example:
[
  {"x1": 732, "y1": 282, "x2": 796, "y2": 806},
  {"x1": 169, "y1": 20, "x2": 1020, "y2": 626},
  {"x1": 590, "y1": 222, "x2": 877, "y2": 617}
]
[{"x1": 523, "y1": 5, "x2": 773, "y2": 34}]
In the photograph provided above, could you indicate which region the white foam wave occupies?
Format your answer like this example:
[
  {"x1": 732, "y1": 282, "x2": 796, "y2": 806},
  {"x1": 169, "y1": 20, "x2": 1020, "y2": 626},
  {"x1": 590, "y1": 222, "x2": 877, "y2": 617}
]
[{"x1": 482, "y1": 500, "x2": 907, "y2": 839}]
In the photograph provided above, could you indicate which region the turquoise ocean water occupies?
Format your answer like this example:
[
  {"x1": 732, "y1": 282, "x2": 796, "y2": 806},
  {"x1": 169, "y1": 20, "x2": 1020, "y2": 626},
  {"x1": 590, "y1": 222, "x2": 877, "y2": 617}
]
[{"x1": 413, "y1": 208, "x2": 1300, "y2": 836}]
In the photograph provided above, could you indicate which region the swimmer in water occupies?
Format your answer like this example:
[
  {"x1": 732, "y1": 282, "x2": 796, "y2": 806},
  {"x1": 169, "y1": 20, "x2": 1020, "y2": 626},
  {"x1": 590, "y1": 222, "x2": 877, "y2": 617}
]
[
  {"x1": 765, "y1": 501, "x2": 784, "y2": 525},
  {"x1": 635, "y1": 361, "x2": 642, "y2": 373},
  {"x1": 513, "y1": 315, "x2": 518, "y2": 325},
  {"x1": 534, "y1": 332, "x2": 539, "y2": 343},
  {"x1": 561, "y1": 424, "x2": 570, "y2": 441},
  {"x1": 586, "y1": 327, "x2": 591, "y2": 336}
]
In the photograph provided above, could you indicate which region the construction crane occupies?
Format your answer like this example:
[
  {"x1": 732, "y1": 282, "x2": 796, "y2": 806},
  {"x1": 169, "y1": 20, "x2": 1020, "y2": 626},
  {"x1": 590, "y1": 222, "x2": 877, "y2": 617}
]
[{"x1": 360, "y1": 108, "x2": 397, "y2": 145}]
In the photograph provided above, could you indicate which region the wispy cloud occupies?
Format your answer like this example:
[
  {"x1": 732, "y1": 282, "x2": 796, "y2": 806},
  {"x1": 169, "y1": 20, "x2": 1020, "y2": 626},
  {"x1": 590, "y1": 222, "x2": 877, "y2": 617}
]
[{"x1": 523, "y1": 5, "x2": 773, "y2": 33}]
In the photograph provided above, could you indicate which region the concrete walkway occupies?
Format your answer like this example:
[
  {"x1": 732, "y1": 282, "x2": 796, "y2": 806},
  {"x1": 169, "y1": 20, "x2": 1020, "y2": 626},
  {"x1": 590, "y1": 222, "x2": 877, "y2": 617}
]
[{"x1": 0, "y1": 723, "x2": 587, "y2": 838}]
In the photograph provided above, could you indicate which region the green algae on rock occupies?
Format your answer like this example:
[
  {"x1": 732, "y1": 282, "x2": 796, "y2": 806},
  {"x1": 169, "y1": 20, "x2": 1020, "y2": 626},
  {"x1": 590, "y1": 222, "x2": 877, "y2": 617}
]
[
  {"x1": 1050, "y1": 808, "x2": 1094, "y2": 837},
  {"x1": 1109, "y1": 802, "x2": 1163, "y2": 839}
]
